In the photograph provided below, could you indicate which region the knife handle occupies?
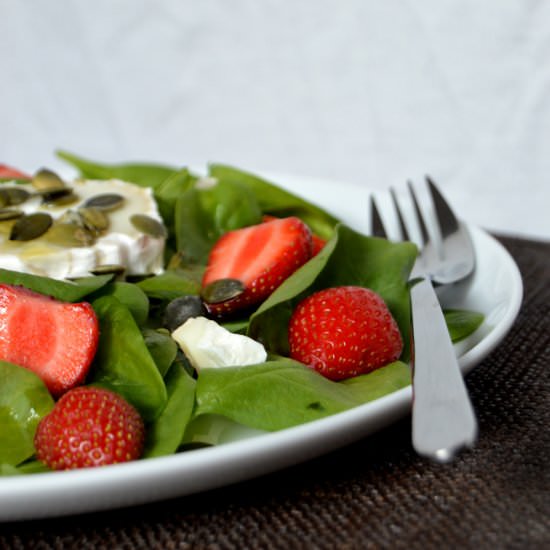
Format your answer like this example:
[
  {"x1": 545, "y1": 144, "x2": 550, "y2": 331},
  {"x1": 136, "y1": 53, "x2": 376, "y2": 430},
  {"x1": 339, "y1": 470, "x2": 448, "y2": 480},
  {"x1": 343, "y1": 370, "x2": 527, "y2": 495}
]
[{"x1": 409, "y1": 276, "x2": 477, "y2": 462}]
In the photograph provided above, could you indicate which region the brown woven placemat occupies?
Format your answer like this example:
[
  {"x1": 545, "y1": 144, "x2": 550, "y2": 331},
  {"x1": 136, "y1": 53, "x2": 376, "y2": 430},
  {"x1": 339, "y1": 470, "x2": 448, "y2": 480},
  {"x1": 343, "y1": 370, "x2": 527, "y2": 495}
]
[{"x1": 1, "y1": 234, "x2": 548, "y2": 549}]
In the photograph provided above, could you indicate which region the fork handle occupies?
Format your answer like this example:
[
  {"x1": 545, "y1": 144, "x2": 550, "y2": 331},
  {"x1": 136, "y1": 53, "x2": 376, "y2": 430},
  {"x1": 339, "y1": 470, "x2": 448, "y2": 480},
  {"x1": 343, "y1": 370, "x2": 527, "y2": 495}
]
[{"x1": 409, "y1": 276, "x2": 478, "y2": 462}]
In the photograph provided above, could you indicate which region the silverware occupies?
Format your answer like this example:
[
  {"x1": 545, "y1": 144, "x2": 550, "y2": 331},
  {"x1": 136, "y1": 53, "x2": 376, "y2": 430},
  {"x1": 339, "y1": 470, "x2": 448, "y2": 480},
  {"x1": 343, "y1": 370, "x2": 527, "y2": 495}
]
[{"x1": 370, "y1": 177, "x2": 477, "y2": 462}]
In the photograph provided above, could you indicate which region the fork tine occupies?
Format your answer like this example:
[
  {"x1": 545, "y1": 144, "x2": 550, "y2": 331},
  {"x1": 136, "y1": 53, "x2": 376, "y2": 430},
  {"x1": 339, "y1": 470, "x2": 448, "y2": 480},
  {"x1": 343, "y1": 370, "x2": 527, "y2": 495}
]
[
  {"x1": 407, "y1": 180, "x2": 430, "y2": 248},
  {"x1": 425, "y1": 176, "x2": 459, "y2": 239},
  {"x1": 390, "y1": 188, "x2": 411, "y2": 241},
  {"x1": 369, "y1": 196, "x2": 388, "y2": 238}
]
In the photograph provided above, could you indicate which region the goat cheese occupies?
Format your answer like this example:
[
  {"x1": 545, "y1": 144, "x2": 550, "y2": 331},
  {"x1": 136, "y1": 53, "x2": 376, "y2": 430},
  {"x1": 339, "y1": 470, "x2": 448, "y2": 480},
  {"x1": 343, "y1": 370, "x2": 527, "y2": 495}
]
[
  {"x1": 172, "y1": 317, "x2": 267, "y2": 371},
  {"x1": 0, "y1": 178, "x2": 165, "y2": 279}
]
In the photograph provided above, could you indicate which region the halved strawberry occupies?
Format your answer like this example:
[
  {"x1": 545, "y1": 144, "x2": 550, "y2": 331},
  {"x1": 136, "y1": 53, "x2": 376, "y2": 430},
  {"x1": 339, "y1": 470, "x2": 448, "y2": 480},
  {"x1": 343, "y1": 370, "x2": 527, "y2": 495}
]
[
  {"x1": 311, "y1": 234, "x2": 327, "y2": 256},
  {"x1": 0, "y1": 164, "x2": 32, "y2": 180},
  {"x1": 0, "y1": 284, "x2": 99, "y2": 397},
  {"x1": 264, "y1": 215, "x2": 326, "y2": 257},
  {"x1": 202, "y1": 216, "x2": 312, "y2": 316}
]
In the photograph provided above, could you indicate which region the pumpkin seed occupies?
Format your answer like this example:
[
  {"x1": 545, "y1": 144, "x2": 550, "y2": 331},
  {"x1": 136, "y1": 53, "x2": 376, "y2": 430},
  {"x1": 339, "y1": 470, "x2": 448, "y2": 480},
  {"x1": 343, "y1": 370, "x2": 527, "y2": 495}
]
[
  {"x1": 130, "y1": 214, "x2": 167, "y2": 238},
  {"x1": 78, "y1": 207, "x2": 109, "y2": 234},
  {"x1": 44, "y1": 191, "x2": 79, "y2": 207},
  {"x1": 162, "y1": 295, "x2": 207, "y2": 332},
  {"x1": 83, "y1": 193, "x2": 125, "y2": 211},
  {"x1": 90, "y1": 264, "x2": 126, "y2": 276},
  {"x1": 32, "y1": 168, "x2": 66, "y2": 192},
  {"x1": 201, "y1": 278, "x2": 245, "y2": 304},
  {"x1": 0, "y1": 208, "x2": 23, "y2": 221},
  {"x1": 9, "y1": 212, "x2": 53, "y2": 241},
  {"x1": 39, "y1": 187, "x2": 77, "y2": 205},
  {"x1": 0, "y1": 187, "x2": 31, "y2": 206},
  {"x1": 57, "y1": 209, "x2": 83, "y2": 226}
]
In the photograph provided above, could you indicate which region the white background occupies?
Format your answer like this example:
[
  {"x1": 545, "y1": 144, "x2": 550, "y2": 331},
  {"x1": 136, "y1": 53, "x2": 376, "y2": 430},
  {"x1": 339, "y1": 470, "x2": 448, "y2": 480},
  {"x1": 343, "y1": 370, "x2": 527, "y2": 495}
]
[{"x1": 1, "y1": 0, "x2": 549, "y2": 240}]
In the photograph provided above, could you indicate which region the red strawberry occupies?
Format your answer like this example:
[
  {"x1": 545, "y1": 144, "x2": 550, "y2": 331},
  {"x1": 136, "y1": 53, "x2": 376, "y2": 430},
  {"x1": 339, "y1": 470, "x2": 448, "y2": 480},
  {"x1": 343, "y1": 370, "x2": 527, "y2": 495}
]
[
  {"x1": 311, "y1": 234, "x2": 327, "y2": 256},
  {"x1": 34, "y1": 386, "x2": 145, "y2": 470},
  {"x1": 288, "y1": 286, "x2": 403, "y2": 381},
  {"x1": 0, "y1": 164, "x2": 31, "y2": 180},
  {"x1": 0, "y1": 284, "x2": 99, "y2": 397},
  {"x1": 264, "y1": 214, "x2": 326, "y2": 256},
  {"x1": 202, "y1": 216, "x2": 312, "y2": 316}
]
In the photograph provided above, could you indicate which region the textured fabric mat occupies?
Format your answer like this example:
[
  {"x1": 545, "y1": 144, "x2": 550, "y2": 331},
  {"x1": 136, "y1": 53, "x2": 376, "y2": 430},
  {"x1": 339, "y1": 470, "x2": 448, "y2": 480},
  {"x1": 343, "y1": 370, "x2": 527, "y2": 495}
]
[{"x1": 1, "y1": 234, "x2": 548, "y2": 549}]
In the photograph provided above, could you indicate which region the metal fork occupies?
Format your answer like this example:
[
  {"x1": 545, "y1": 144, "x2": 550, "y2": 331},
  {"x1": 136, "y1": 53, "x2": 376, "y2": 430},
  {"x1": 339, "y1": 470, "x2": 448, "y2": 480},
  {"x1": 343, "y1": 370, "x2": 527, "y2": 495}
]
[{"x1": 370, "y1": 177, "x2": 477, "y2": 462}]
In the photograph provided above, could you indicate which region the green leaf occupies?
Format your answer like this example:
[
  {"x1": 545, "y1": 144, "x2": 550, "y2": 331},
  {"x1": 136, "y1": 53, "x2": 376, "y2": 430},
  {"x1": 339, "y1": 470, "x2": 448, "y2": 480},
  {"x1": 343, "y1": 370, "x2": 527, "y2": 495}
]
[
  {"x1": 193, "y1": 359, "x2": 410, "y2": 431},
  {"x1": 143, "y1": 362, "x2": 196, "y2": 458},
  {"x1": 90, "y1": 296, "x2": 167, "y2": 422},
  {"x1": 89, "y1": 281, "x2": 150, "y2": 326},
  {"x1": 1, "y1": 459, "x2": 50, "y2": 476},
  {"x1": 444, "y1": 309, "x2": 485, "y2": 343},
  {"x1": 182, "y1": 414, "x2": 264, "y2": 447},
  {"x1": 0, "y1": 269, "x2": 113, "y2": 302},
  {"x1": 56, "y1": 150, "x2": 178, "y2": 189},
  {"x1": 0, "y1": 361, "x2": 54, "y2": 467},
  {"x1": 142, "y1": 328, "x2": 178, "y2": 377},
  {"x1": 174, "y1": 178, "x2": 263, "y2": 265},
  {"x1": 249, "y1": 225, "x2": 417, "y2": 360},
  {"x1": 153, "y1": 167, "x2": 196, "y2": 229},
  {"x1": 208, "y1": 164, "x2": 340, "y2": 238},
  {"x1": 136, "y1": 269, "x2": 202, "y2": 301}
]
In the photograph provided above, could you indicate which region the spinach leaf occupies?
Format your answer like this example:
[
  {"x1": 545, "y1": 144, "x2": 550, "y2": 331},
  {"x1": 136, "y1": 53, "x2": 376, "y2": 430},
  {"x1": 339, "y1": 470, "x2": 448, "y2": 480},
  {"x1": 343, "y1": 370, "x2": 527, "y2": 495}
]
[
  {"x1": 444, "y1": 309, "x2": 485, "y2": 343},
  {"x1": 193, "y1": 359, "x2": 410, "y2": 431},
  {"x1": 153, "y1": 168, "x2": 196, "y2": 230},
  {"x1": 136, "y1": 269, "x2": 202, "y2": 301},
  {"x1": 1, "y1": 460, "x2": 50, "y2": 476},
  {"x1": 89, "y1": 281, "x2": 150, "y2": 326},
  {"x1": 0, "y1": 361, "x2": 54, "y2": 467},
  {"x1": 182, "y1": 414, "x2": 265, "y2": 447},
  {"x1": 90, "y1": 296, "x2": 167, "y2": 422},
  {"x1": 174, "y1": 178, "x2": 262, "y2": 265},
  {"x1": 56, "y1": 150, "x2": 178, "y2": 189},
  {"x1": 143, "y1": 362, "x2": 196, "y2": 458},
  {"x1": 142, "y1": 328, "x2": 178, "y2": 377},
  {"x1": 208, "y1": 164, "x2": 340, "y2": 238},
  {"x1": 0, "y1": 269, "x2": 113, "y2": 302},
  {"x1": 249, "y1": 225, "x2": 417, "y2": 360}
]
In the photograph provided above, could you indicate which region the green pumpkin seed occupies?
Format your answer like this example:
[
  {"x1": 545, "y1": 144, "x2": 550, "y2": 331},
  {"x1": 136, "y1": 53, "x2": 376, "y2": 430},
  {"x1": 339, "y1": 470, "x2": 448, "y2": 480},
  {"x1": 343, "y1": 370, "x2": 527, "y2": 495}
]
[
  {"x1": 78, "y1": 207, "x2": 109, "y2": 234},
  {"x1": 83, "y1": 193, "x2": 125, "y2": 211},
  {"x1": 39, "y1": 188, "x2": 77, "y2": 205},
  {"x1": 130, "y1": 214, "x2": 167, "y2": 239},
  {"x1": 201, "y1": 278, "x2": 246, "y2": 304},
  {"x1": 57, "y1": 209, "x2": 82, "y2": 226},
  {"x1": 90, "y1": 264, "x2": 126, "y2": 276},
  {"x1": 45, "y1": 191, "x2": 79, "y2": 207},
  {"x1": 0, "y1": 187, "x2": 31, "y2": 206},
  {"x1": 32, "y1": 169, "x2": 66, "y2": 192},
  {"x1": 0, "y1": 208, "x2": 23, "y2": 221},
  {"x1": 9, "y1": 212, "x2": 53, "y2": 241}
]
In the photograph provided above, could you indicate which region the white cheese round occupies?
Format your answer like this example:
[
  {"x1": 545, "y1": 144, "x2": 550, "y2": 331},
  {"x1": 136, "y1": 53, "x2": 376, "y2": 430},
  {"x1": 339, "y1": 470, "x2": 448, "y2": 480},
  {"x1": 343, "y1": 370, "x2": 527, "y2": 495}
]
[{"x1": 0, "y1": 178, "x2": 165, "y2": 279}]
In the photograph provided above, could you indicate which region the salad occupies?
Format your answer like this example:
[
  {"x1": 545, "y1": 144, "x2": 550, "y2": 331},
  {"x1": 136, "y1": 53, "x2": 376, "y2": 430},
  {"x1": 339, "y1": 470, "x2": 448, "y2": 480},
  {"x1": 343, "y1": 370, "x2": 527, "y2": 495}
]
[{"x1": 0, "y1": 152, "x2": 483, "y2": 475}]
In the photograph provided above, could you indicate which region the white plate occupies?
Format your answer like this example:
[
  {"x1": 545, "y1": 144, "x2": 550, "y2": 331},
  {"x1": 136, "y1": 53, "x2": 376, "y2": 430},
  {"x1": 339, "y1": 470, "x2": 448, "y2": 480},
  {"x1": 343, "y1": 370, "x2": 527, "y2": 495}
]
[{"x1": 0, "y1": 174, "x2": 523, "y2": 522}]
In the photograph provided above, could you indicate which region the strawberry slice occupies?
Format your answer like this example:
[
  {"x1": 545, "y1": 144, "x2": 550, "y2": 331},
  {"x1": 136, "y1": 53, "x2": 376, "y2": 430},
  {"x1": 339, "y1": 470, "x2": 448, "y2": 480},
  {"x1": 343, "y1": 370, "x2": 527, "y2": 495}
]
[
  {"x1": 264, "y1": 215, "x2": 326, "y2": 257},
  {"x1": 202, "y1": 216, "x2": 312, "y2": 316},
  {"x1": 311, "y1": 234, "x2": 327, "y2": 256},
  {"x1": 0, "y1": 284, "x2": 99, "y2": 397},
  {"x1": 0, "y1": 164, "x2": 32, "y2": 180}
]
